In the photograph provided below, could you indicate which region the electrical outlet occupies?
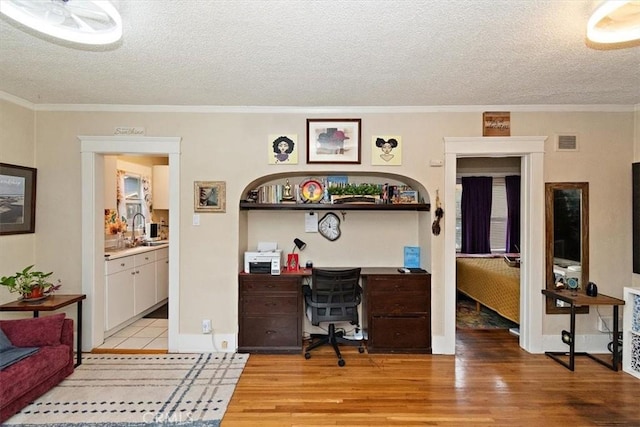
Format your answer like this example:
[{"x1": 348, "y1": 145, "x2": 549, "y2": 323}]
[
  {"x1": 202, "y1": 319, "x2": 212, "y2": 334},
  {"x1": 221, "y1": 340, "x2": 228, "y2": 349}
]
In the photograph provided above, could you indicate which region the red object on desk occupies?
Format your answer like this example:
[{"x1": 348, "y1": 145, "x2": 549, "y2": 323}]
[{"x1": 286, "y1": 253, "x2": 299, "y2": 271}]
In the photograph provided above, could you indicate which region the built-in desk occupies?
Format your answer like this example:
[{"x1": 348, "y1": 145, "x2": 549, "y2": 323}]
[{"x1": 238, "y1": 268, "x2": 431, "y2": 354}]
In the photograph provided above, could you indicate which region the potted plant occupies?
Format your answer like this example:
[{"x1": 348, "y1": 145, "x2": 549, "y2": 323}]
[
  {"x1": 0, "y1": 265, "x2": 61, "y2": 300},
  {"x1": 327, "y1": 183, "x2": 381, "y2": 204}
]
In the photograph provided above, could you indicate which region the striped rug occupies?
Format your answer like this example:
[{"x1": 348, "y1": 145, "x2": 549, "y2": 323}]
[{"x1": 5, "y1": 353, "x2": 248, "y2": 426}]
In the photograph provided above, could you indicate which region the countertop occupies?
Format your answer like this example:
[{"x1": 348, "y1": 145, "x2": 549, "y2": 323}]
[{"x1": 104, "y1": 242, "x2": 169, "y2": 260}]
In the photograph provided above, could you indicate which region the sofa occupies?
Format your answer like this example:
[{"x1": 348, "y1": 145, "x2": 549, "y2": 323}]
[{"x1": 0, "y1": 313, "x2": 75, "y2": 423}]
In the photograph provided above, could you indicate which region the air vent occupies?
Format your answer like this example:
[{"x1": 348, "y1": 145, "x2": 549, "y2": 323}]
[{"x1": 556, "y1": 134, "x2": 578, "y2": 151}]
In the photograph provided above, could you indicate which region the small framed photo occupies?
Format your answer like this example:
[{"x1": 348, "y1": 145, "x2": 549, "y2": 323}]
[
  {"x1": 0, "y1": 163, "x2": 37, "y2": 235},
  {"x1": 483, "y1": 111, "x2": 511, "y2": 136},
  {"x1": 372, "y1": 135, "x2": 402, "y2": 165},
  {"x1": 194, "y1": 181, "x2": 226, "y2": 213},
  {"x1": 268, "y1": 134, "x2": 298, "y2": 164},
  {"x1": 307, "y1": 119, "x2": 361, "y2": 164},
  {"x1": 398, "y1": 190, "x2": 419, "y2": 204}
]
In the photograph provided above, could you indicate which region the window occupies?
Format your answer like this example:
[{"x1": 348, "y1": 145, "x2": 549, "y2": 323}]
[
  {"x1": 455, "y1": 177, "x2": 509, "y2": 253},
  {"x1": 124, "y1": 174, "x2": 143, "y2": 230}
]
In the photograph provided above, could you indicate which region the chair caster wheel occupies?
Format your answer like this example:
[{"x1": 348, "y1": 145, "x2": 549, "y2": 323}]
[
  {"x1": 358, "y1": 347, "x2": 365, "y2": 353},
  {"x1": 338, "y1": 359, "x2": 345, "y2": 367},
  {"x1": 304, "y1": 352, "x2": 311, "y2": 359}
]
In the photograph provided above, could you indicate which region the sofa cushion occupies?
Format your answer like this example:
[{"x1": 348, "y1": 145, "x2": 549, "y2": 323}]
[
  {"x1": 0, "y1": 313, "x2": 65, "y2": 347},
  {"x1": 0, "y1": 344, "x2": 70, "y2": 408},
  {"x1": 0, "y1": 329, "x2": 39, "y2": 371}
]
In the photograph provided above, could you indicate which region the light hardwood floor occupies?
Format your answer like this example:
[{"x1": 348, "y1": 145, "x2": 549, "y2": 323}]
[{"x1": 223, "y1": 329, "x2": 639, "y2": 426}]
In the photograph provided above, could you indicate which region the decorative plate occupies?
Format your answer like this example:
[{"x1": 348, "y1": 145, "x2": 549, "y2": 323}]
[
  {"x1": 300, "y1": 179, "x2": 324, "y2": 203},
  {"x1": 567, "y1": 277, "x2": 579, "y2": 290}
]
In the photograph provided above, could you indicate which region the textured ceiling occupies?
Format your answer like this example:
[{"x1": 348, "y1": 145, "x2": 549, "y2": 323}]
[{"x1": 0, "y1": 0, "x2": 638, "y2": 107}]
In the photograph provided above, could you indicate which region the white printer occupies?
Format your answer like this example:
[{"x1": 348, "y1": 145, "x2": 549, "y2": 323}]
[{"x1": 244, "y1": 242, "x2": 282, "y2": 274}]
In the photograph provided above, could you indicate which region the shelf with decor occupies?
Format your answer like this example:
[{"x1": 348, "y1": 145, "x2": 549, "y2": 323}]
[
  {"x1": 623, "y1": 286, "x2": 640, "y2": 379},
  {"x1": 240, "y1": 174, "x2": 430, "y2": 212}
]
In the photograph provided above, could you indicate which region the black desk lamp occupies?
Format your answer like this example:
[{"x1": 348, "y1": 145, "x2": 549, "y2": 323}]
[{"x1": 287, "y1": 238, "x2": 307, "y2": 271}]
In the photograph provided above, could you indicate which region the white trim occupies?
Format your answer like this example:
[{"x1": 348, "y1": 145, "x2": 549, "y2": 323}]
[
  {"x1": 178, "y1": 333, "x2": 237, "y2": 353},
  {"x1": 439, "y1": 136, "x2": 546, "y2": 355},
  {"x1": 0, "y1": 90, "x2": 35, "y2": 109},
  {"x1": 79, "y1": 136, "x2": 181, "y2": 352}
]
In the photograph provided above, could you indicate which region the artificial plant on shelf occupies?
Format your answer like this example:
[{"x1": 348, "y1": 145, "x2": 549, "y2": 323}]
[
  {"x1": 0, "y1": 265, "x2": 62, "y2": 299},
  {"x1": 326, "y1": 183, "x2": 381, "y2": 197}
]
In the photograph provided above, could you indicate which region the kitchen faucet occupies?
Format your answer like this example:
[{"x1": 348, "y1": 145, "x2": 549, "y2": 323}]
[{"x1": 131, "y1": 212, "x2": 146, "y2": 245}]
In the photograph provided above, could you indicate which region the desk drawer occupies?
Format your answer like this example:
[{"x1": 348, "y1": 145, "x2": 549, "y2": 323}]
[
  {"x1": 366, "y1": 275, "x2": 430, "y2": 293},
  {"x1": 368, "y1": 316, "x2": 431, "y2": 352},
  {"x1": 242, "y1": 295, "x2": 299, "y2": 315},
  {"x1": 240, "y1": 316, "x2": 300, "y2": 348},
  {"x1": 368, "y1": 293, "x2": 429, "y2": 315},
  {"x1": 241, "y1": 276, "x2": 300, "y2": 293}
]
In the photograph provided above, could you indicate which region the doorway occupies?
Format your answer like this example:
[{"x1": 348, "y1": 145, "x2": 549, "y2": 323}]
[
  {"x1": 442, "y1": 136, "x2": 546, "y2": 355},
  {"x1": 80, "y1": 136, "x2": 181, "y2": 352}
]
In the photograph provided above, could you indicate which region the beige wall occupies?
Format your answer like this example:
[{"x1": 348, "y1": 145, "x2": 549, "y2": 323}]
[
  {"x1": 0, "y1": 100, "x2": 36, "y2": 309},
  {"x1": 1, "y1": 102, "x2": 636, "y2": 346}
]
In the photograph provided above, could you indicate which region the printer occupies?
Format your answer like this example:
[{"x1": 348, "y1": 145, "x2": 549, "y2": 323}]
[{"x1": 244, "y1": 244, "x2": 282, "y2": 274}]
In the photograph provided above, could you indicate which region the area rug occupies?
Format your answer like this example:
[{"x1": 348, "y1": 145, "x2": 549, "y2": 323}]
[
  {"x1": 5, "y1": 353, "x2": 248, "y2": 426},
  {"x1": 457, "y1": 296, "x2": 519, "y2": 330}
]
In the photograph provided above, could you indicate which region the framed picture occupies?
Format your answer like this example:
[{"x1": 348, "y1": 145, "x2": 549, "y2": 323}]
[
  {"x1": 372, "y1": 135, "x2": 402, "y2": 165},
  {"x1": 483, "y1": 112, "x2": 511, "y2": 136},
  {"x1": 194, "y1": 181, "x2": 226, "y2": 213},
  {"x1": 398, "y1": 190, "x2": 419, "y2": 204},
  {"x1": 307, "y1": 119, "x2": 361, "y2": 164},
  {"x1": 268, "y1": 134, "x2": 298, "y2": 164},
  {"x1": 0, "y1": 163, "x2": 37, "y2": 235}
]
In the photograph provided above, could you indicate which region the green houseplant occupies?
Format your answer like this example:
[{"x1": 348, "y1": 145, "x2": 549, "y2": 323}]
[{"x1": 0, "y1": 265, "x2": 61, "y2": 299}]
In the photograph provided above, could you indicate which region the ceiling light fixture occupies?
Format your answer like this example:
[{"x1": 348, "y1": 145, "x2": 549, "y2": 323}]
[
  {"x1": 587, "y1": 0, "x2": 640, "y2": 44},
  {"x1": 0, "y1": 0, "x2": 122, "y2": 45}
]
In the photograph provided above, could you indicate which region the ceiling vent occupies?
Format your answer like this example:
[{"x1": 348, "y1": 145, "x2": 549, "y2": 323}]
[{"x1": 556, "y1": 134, "x2": 578, "y2": 151}]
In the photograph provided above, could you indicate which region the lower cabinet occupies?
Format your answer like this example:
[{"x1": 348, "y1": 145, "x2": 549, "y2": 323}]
[
  {"x1": 156, "y1": 248, "x2": 169, "y2": 302},
  {"x1": 134, "y1": 252, "x2": 156, "y2": 315},
  {"x1": 105, "y1": 257, "x2": 136, "y2": 331},
  {"x1": 238, "y1": 274, "x2": 302, "y2": 353},
  {"x1": 364, "y1": 273, "x2": 431, "y2": 353}
]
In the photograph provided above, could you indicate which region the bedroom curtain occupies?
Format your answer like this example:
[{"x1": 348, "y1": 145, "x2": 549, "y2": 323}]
[
  {"x1": 461, "y1": 176, "x2": 493, "y2": 253},
  {"x1": 505, "y1": 175, "x2": 521, "y2": 253}
]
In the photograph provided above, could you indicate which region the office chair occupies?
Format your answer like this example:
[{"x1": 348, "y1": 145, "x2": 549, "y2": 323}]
[{"x1": 303, "y1": 268, "x2": 365, "y2": 366}]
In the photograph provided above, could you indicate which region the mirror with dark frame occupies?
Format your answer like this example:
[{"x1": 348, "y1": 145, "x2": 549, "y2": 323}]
[{"x1": 545, "y1": 182, "x2": 589, "y2": 314}]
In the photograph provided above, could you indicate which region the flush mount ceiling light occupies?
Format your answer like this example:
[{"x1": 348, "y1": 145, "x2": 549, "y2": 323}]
[
  {"x1": 587, "y1": 0, "x2": 640, "y2": 44},
  {"x1": 0, "y1": 0, "x2": 122, "y2": 45}
]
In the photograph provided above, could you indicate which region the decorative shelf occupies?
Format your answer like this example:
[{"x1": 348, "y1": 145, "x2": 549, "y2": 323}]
[{"x1": 239, "y1": 202, "x2": 430, "y2": 212}]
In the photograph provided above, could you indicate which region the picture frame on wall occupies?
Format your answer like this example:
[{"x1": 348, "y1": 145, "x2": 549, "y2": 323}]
[
  {"x1": 307, "y1": 119, "x2": 361, "y2": 164},
  {"x1": 372, "y1": 135, "x2": 402, "y2": 165},
  {"x1": 194, "y1": 181, "x2": 226, "y2": 213},
  {"x1": 268, "y1": 134, "x2": 298, "y2": 164},
  {"x1": 0, "y1": 163, "x2": 37, "y2": 235},
  {"x1": 482, "y1": 111, "x2": 511, "y2": 136}
]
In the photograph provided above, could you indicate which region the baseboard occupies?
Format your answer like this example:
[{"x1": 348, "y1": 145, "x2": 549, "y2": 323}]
[
  {"x1": 542, "y1": 333, "x2": 617, "y2": 353},
  {"x1": 177, "y1": 333, "x2": 237, "y2": 353}
]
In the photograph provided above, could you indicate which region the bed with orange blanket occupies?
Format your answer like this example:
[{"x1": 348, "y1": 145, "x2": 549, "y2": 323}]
[{"x1": 456, "y1": 255, "x2": 520, "y2": 324}]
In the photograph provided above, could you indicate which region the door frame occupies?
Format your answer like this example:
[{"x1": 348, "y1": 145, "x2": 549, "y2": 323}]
[
  {"x1": 441, "y1": 136, "x2": 546, "y2": 354},
  {"x1": 80, "y1": 136, "x2": 181, "y2": 351}
]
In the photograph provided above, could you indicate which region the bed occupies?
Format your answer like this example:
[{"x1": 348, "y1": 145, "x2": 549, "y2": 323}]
[{"x1": 456, "y1": 255, "x2": 520, "y2": 324}]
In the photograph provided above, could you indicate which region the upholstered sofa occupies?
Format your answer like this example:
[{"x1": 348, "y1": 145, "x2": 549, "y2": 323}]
[{"x1": 0, "y1": 313, "x2": 75, "y2": 423}]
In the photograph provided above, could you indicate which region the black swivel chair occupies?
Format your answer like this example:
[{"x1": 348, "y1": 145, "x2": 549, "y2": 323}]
[{"x1": 303, "y1": 268, "x2": 365, "y2": 366}]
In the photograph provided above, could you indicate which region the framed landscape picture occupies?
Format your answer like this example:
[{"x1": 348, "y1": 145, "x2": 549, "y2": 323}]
[
  {"x1": 194, "y1": 181, "x2": 226, "y2": 213},
  {"x1": 307, "y1": 119, "x2": 361, "y2": 164},
  {"x1": 0, "y1": 163, "x2": 37, "y2": 235}
]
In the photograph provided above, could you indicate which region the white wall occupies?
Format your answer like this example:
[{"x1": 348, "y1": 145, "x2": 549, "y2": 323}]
[{"x1": 1, "y1": 101, "x2": 636, "y2": 352}]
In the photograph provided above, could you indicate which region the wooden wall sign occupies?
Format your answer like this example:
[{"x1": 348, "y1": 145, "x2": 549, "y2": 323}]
[{"x1": 483, "y1": 112, "x2": 511, "y2": 136}]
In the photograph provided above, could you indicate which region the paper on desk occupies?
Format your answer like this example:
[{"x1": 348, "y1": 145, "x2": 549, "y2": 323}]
[{"x1": 305, "y1": 212, "x2": 318, "y2": 232}]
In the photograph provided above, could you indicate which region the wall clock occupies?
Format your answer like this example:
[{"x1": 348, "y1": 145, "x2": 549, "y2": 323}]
[{"x1": 318, "y1": 212, "x2": 341, "y2": 241}]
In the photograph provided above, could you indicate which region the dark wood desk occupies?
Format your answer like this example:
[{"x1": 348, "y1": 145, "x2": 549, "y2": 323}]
[
  {"x1": 541, "y1": 289, "x2": 624, "y2": 371},
  {"x1": 0, "y1": 294, "x2": 87, "y2": 367}
]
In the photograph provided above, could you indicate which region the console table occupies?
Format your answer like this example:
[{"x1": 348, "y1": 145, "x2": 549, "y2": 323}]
[
  {"x1": 238, "y1": 268, "x2": 431, "y2": 354},
  {"x1": 541, "y1": 289, "x2": 624, "y2": 371},
  {"x1": 0, "y1": 294, "x2": 87, "y2": 367}
]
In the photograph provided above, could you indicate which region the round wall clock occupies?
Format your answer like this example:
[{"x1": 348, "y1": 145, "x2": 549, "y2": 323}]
[
  {"x1": 300, "y1": 179, "x2": 324, "y2": 203},
  {"x1": 567, "y1": 276, "x2": 579, "y2": 290},
  {"x1": 318, "y1": 212, "x2": 341, "y2": 241}
]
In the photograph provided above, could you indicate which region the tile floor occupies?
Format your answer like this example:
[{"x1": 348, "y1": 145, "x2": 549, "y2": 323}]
[{"x1": 97, "y1": 318, "x2": 168, "y2": 351}]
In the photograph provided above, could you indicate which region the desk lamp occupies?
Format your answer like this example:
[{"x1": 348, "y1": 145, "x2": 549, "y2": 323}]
[{"x1": 287, "y1": 238, "x2": 307, "y2": 272}]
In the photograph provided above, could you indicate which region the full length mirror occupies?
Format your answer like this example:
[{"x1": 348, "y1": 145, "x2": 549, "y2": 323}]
[{"x1": 545, "y1": 182, "x2": 589, "y2": 314}]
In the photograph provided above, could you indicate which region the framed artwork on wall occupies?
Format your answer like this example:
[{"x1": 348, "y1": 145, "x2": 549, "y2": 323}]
[
  {"x1": 372, "y1": 135, "x2": 402, "y2": 165},
  {"x1": 307, "y1": 119, "x2": 361, "y2": 164},
  {"x1": 0, "y1": 163, "x2": 37, "y2": 235},
  {"x1": 268, "y1": 134, "x2": 298, "y2": 164},
  {"x1": 194, "y1": 181, "x2": 226, "y2": 213}
]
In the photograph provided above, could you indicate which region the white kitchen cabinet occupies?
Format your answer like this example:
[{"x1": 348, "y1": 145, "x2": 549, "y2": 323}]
[
  {"x1": 134, "y1": 251, "x2": 156, "y2": 315},
  {"x1": 156, "y1": 247, "x2": 169, "y2": 302},
  {"x1": 623, "y1": 287, "x2": 640, "y2": 379},
  {"x1": 152, "y1": 165, "x2": 169, "y2": 210},
  {"x1": 105, "y1": 256, "x2": 135, "y2": 330}
]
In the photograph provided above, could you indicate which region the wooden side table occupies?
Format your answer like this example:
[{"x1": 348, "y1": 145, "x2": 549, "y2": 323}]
[
  {"x1": 542, "y1": 289, "x2": 624, "y2": 371},
  {"x1": 0, "y1": 294, "x2": 87, "y2": 367}
]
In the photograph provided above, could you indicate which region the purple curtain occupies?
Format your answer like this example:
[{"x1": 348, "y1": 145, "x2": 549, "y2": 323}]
[
  {"x1": 461, "y1": 176, "x2": 493, "y2": 253},
  {"x1": 505, "y1": 175, "x2": 521, "y2": 253}
]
